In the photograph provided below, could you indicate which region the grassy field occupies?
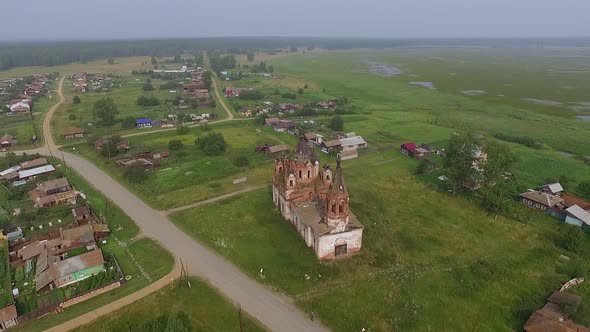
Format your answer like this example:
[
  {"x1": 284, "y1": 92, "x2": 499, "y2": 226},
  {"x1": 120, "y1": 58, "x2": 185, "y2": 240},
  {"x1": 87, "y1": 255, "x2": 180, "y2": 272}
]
[
  {"x1": 170, "y1": 150, "x2": 590, "y2": 331},
  {"x1": 67, "y1": 121, "x2": 298, "y2": 209},
  {"x1": 71, "y1": 277, "x2": 265, "y2": 332},
  {"x1": 0, "y1": 57, "x2": 151, "y2": 80},
  {"x1": 4, "y1": 157, "x2": 175, "y2": 332}
]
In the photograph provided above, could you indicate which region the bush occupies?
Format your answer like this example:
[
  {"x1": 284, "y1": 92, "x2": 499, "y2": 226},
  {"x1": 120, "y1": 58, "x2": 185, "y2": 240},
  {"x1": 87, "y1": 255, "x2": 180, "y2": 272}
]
[
  {"x1": 254, "y1": 114, "x2": 268, "y2": 126},
  {"x1": 143, "y1": 83, "x2": 154, "y2": 91},
  {"x1": 176, "y1": 126, "x2": 190, "y2": 135},
  {"x1": 73, "y1": 95, "x2": 81, "y2": 104},
  {"x1": 298, "y1": 88, "x2": 304, "y2": 94},
  {"x1": 239, "y1": 90, "x2": 265, "y2": 100},
  {"x1": 329, "y1": 115, "x2": 344, "y2": 131},
  {"x1": 137, "y1": 95, "x2": 160, "y2": 106},
  {"x1": 124, "y1": 162, "x2": 148, "y2": 183},
  {"x1": 160, "y1": 81, "x2": 179, "y2": 90},
  {"x1": 196, "y1": 132, "x2": 227, "y2": 156},
  {"x1": 68, "y1": 114, "x2": 76, "y2": 120},
  {"x1": 493, "y1": 133, "x2": 541, "y2": 149},
  {"x1": 232, "y1": 155, "x2": 250, "y2": 167},
  {"x1": 121, "y1": 116, "x2": 136, "y2": 128},
  {"x1": 168, "y1": 139, "x2": 184, "y2": 151},
  {"x1": 100, "y1": 141, "x2": 120, "y2": 158},
  {"x1": 555, "y1": 224, "x2": 584, "y2": 252},
  {"x1": 281, "y1": 92, "x2": 297, "y2": 99}
]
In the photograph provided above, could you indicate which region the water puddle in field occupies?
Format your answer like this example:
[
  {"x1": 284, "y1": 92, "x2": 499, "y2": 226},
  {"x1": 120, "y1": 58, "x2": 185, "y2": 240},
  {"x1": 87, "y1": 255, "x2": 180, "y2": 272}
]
[
  {"x1": 570, "y1": 102, "x2": 590, "y2": 112},
  {"x1": 576, "y1": 116, "x2": 590, "y2": 122},
  {"x1": 557, "y1": 151, "x2": 575, "y2": 158},
  {"x1": 357, "y1": 58, "x2": 404, "y2": 77},
  {"x1": 521, "y1": 98, "x2": 563, "y2": 107},
  {"x1": 409, "y1": 81, "x2": 436, "y2": 90},
  {"x1": 462, "y1": 90, "x2": 487, "y2": 95}
]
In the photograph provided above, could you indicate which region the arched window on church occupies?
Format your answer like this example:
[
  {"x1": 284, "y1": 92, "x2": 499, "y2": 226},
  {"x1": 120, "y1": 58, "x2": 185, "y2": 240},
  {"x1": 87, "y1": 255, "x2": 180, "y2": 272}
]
[
  {"x1": 331, "y1": 203, "x2": 336, "y2": 214},
  {"x1": 299, "y1": 170, "x2": 302, "y2": 178},
  {"x1": 326, "y1": 174, "x2": 330, "y2": 181},
  {"x1": 278, "y1": 166, "x2": 283, "y2": 173},
  {"x1": 289, "y1": 180, "x2": 294, "y2": 186},
  {"x1": 307, "y1": 170, "x2": 310, "y2": 178},
  {"x1": 339, "y1": 202, "x2": 344, "y2": 214}
]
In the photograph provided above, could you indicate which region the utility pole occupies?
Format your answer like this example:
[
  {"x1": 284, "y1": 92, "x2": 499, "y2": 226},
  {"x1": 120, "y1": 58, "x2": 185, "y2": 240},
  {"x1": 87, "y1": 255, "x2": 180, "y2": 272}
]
[{"x1": 238, "y1": 306, "x2": 243, "y2": 332}]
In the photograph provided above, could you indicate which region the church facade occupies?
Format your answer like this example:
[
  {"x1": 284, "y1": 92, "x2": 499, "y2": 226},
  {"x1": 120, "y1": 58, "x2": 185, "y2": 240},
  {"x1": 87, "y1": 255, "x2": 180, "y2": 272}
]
[{"x1": 272, "y1": 138, "x2": 364, "y2": 260}]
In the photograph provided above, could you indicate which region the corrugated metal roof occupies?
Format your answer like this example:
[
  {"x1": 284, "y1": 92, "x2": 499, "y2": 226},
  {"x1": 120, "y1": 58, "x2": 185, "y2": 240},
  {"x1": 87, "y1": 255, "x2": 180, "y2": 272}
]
[
  {"x1": 566, "y1": 205, "x2": 590, "y2": 225},
  {"x1": 18, "y1": 165, "x2": 55, "y2": 179}
]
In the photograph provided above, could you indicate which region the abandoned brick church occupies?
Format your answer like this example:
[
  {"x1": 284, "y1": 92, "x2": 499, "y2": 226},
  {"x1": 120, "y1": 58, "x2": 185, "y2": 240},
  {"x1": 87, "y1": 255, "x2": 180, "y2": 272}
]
[{"x1": 272, "y1": 137, "x2": 364, "y2": 260}]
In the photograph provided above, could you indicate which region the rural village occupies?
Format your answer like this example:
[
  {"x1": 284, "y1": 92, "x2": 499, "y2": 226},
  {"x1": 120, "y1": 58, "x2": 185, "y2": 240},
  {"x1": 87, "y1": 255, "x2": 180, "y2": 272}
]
[{"x1": 0, "y1": 36, "x2": 590, "y2": 332}]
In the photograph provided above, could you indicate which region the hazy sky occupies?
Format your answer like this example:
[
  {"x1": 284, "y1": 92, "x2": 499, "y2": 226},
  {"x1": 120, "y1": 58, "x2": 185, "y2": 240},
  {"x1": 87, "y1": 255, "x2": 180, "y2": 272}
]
[{"x1": 1, "y1": 0, "x2": 588, "y2": 41}]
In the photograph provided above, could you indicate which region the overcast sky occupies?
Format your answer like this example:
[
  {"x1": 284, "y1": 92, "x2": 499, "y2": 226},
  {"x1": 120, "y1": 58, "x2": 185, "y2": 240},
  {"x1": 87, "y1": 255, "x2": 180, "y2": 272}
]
[{"x1": 1, "y1": 0, "x2": 588, "y2": 41}]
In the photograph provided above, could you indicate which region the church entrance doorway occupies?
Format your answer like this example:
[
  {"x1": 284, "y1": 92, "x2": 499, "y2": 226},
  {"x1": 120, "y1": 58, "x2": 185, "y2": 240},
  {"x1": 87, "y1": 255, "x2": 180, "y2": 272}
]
[{"x1": 335, "y1": 243, "x2": 347, "y2": 257}]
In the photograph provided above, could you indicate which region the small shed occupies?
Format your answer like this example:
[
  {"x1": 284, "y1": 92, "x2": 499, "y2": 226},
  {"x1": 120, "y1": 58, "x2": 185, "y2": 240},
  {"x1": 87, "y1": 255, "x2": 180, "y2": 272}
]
[{"x1": 63, "y1": 126, "x2": 85, "y2": 140}]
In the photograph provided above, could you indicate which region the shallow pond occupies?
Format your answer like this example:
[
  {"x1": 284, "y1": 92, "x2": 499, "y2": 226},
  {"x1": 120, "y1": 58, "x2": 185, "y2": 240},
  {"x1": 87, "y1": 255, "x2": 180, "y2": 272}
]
[{"x1": 409, "y1": 81, "x2": 436, "y2": 90}]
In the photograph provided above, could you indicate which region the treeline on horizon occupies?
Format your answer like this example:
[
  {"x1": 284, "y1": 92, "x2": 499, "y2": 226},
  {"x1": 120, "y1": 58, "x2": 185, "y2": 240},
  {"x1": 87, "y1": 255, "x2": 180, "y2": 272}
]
[{"x1": 1, "y1": 36, "x2": 590, "y2": 71}]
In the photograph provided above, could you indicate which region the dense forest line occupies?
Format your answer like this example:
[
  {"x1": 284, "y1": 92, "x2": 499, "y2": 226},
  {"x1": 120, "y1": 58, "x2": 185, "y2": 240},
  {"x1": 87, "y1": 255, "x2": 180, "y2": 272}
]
[{"x1": 1, "y1": 37, "x2": 590, "y2": 71}]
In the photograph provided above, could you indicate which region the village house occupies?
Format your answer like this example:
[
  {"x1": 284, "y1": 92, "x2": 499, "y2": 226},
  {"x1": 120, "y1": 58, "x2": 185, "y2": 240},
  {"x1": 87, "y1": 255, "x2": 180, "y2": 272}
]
[
  {"x1": 0, "y1": 134, "x2": 17, "y2": 149},
  {"x1": 316, "y1": 101, "x2": 337, "y2": 109},
  {"x1": 28, "y1": 177, "x2": 79, "y2": 208},
  {"x1": 63, "y1": 126, "x2": 85, "y2": 140},
  {"x1": 136, "y1": 118, "x2": 152, "y2": 128},
  {"x1": 35, "y1": 249, "x2": 106, "y2": 292},
  {"x1": 400, "y1": 142, "x2": 429, "y2": 159},
  {"x1": 224, "y1": 87, "x2": 240, "y2": 98},
  {"x1": 519, "y1": 190, "x2": 566, "y2": 219},
  {"x1": 265, "y1": 117, "x2": 280, "y2": 126},
  {"x1": 338, "y1": 135, "x2": 368, "y2": 160},
  {"x1": 19, "y1": 158, "x2": 47, "y2": 170},
  {"x1": 320, "y1": 140, "x2": 342, "y2": 153},
  {"x1": 564, "y1": 205, "x2": 590, "y2": 228},
  {"x1": 9, "y1": 101, "x2": 30, "y2": 114},
  {"x1": 272, "y1": 138, "x2": 364, "y2": 260},
  {"x1": 278, "y1": 103, "x2": 303, "y2": 113},
  {"x1": 303, "y1": 132, "x2": 318, "y2": 145},
  {"x1": 72, "y1": 206, "x2": 93, "y2": 223},
  {"x1": 238, "y1": 107, "x2": 254, "y2": 117},
  {"x1": 524, "y1": 291, "x2": 589, "y2": 332},
  {"x1": 272, "y1": 120, "x2": 296, "y2": 133}
]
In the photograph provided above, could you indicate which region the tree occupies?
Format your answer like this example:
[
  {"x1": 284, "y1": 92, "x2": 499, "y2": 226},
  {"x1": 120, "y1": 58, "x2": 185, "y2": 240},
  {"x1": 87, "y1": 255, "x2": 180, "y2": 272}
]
[
  {"x1": 268, "y1": 65, "x2": 274, "y2": 73},
  {"x1": 443, "y1": 131, "x2": 480, "y2": 192},
  {"x1": 247, "y1": 52, "x2": 255, "y2": 62},
  {"x1": 481, "y1": 141, "x2": 516, "y2": 188},
  {"x1": 151, "y1": 56, "x2": 157, "y2": 65},
  {"x1": 298, "y1": 88, "x2": 304, "y2": 94},
  {"x1": 196, "y1": 132, "x2": 227, "y2": 156},
  {"x1": 100, "y1": 140, "x2": 119, "y2": 158},
  {"x1": 173, "y1": 55, "x2": 181, "y2": 63},
  {"x1": 93, "y1": 98, "x2": 119, "y2": 126},
  {"x1": 124, "y1": 163, "x2": 148, "y2": 183},
  {"x1": 232, "y1": 155, "x2": 250, "y2": 167},
  {"x1": 107, "y1": 58, "x2": 115, "y2": 65},
  {"x1": 121, "y1": 116, "x2": 136, "y2": 128},
  {"x1": 254, "y1": 114, "x2": 268, "y2": 126},
  {"x1": 329, "y1": 115, "x2": 344, "y2": 131},
  {"x1": 578, "y1": 180, "x2": 590, "y2": 199},
  {"x1": 555, "y1": 224, "x2": 584, "y2": 253},
  {"x1": 168, "y1": 139, "x2": 184, "y2": 151},
  {"x1": 479, "y1": 180, "x2": 516, "y2": 219},
  {"x1": 176, "y1": 126, "x2": 190, "y2": 135},
  {"x1": 143, "y1": 82, "x2": 154, "y2": 91},
  {"x1": 73, "y1": 95, "x2": 81, "y2": 104},
  {"x1": 137, "y1": 96, "x2": 160, "y2": 106}
]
